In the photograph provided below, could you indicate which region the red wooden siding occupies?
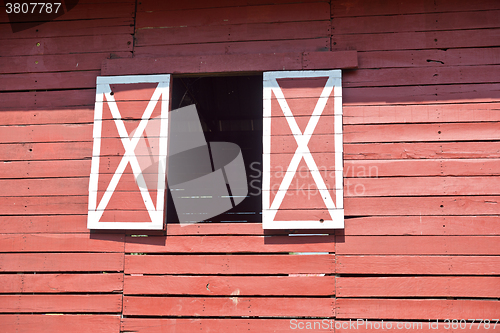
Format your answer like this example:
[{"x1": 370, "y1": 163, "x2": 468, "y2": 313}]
[{"x1": 1, "y1": 0, "x2": 499, "y2": 332}]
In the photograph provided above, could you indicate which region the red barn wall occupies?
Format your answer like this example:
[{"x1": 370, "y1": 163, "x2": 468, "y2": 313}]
[{"x1": 0, "y1": 0, "x2": 499, "y2": 332}]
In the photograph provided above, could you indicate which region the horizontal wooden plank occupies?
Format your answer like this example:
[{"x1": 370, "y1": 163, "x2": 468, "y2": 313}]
[
  {"x1": 0, "y1": 35, "x2": 133, "y2": 57},
  {"x1": 336, "y1": 255, "x2": 500, "y2": 275},
  {"x1": 0, "y1": 141, "x2": 500, "y2": 161},
  {"x1": 139, "y1": 0, "x2": 328, "y2": 11},
  {"x1": 0, "y1": 160, "x2": 91, "y2": 179},
  {"x1": 333, "y1": 10, "x2": 500, "y2": 34},
  {"x1": 0, "y1": 142, "x2": 92, "y2": 161},
  {"x1": 336, "y1": 236, "x2": 500, "y2": 255},
  {"x1": 165, "y1": 222, "x2": 264, "y2": 235},
  {"x1": 344, "y1": 159, "x2": 500, "y2": 177},
  {"x1": 344, "y1": 102, "x2": 500, "y2": 124},
  {"x1": 345, "y1": 122, "x2": 500, "y2": 143},
  {"x1": 136, "y1": 2, "x2": 329, "y2": 28},
  {"x1": 0, "y1": 196, "x2": 88, "y2": 215},
  {"x1": 345, "y1": 196, "x2": 500, "y2": 215},
  {"x1": 4, "y1": 194, "x2": 499, "y2": 216},
  {"x1": 124, "y1": 275, "x2": 334, "y2": 296},
  {"x1": 102, "y1": 50, "x2": 357, "y2": 75},
  {"x1": 133, "y1": 38, "x2": 331, "y2": 58},
  {"x1": 332, "y1": 28, "x2": 500, "y2": 51},
  {"x1": 0, "y1": 17, "x2": 134, "y2": 40},
  {"x1": 0, "y1": 52, "x2": 131, "y2": 74},
  {"x1": 135, "y1": 21, "x2": 330, "y2": 46},
  {"x1": 0, "y1": 108, "x2": 93, "y2": 125},
  {"x1": 344, "y1": 83, "x2": 500, "y2": 105},
  {"x1": 357, "y1": 48, "x2": 500, "y2": 69},
  {"x1": 0, "y1": 295, "x2": 122, "y2": 313},
  {"x1": 1, "y1": 315, "x2": 120, "y2": 333},
  {"x1": 331, "y1": 0, "x2": 500, "y2": 17},
  {"x1": 335, "y1": 320, "x2": 500, "y2": 332},
  {"x1": 1, "y1": 89, "x2": 96, "y2": 110},
  {"x1": 344, "y1": 65, "x2": 500, "y2": 87},
  {"x1": 0, "y1": 215, "x2": 88, "y2": 233},
  {"x1": 0, "y1": 124, "x2": 92, "y2": 143},
  {"x1": 0, "y1": 253, "x2": 124, "y2": 272},
  {"x1": 124, "y1": 296, "x2": 334, "y2": 317},
  {"x1": 122, "y1": 318, "x2": 332, "y2": 333},
  {"x1": 0, "y1": 71, "x2": 99, "y2": 91},
  {"x1": 125, "y1": 254, "x2": 334, "y2": 274},
  {"x1": 342, "y1": 216, "x2": 500, "y2": 236},
  {"x1": 336, "y1": 299, "x2": 499, "y2": 320},
  {"x1": 0, "y1": 273, "x2": 123, "y2": 293},
  {"x1": 2, "y1": 120, "x2": 497, "y2": 145},
  {"x1": 344, "y1": 142, "x2": 500, "y2": 160},
  {"x1": 345, "y1": 176, "x2": 500, "y2": 197},
  {"x1": 336, "y1": 276, "x2": 500, "y2": 298},
  {"x1": 0, "y1": 234, "x2": 124, "y2": 253},
  {"x1": 125, "y1": 235, "x2": 334, "y2": 253}
]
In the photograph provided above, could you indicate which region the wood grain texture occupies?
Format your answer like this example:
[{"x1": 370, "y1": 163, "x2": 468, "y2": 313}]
[
  {"x1": 0, "y1": 253, "x2": 124, "y2": 272},
  {"x1": 344, "y1": 159, "x2": 500, "y2": 177},
  {"x1": 124, "y1": 275, "x2": 334, "y2": 295},
  {"x1": 136, "y1": 2, "x2": 329, "y2": 28},
  {"x1": 0, "y1": 52, "x2": 131, "y2": 74},
  {"x1": 125, "y1": 254, "x2": 335, "y2": 274},
  {"x1": 336, "y1": 298, "x2": 500, "y2": 320},
  {"x1": 332, "y1": 29, "x2": 500, "y2": 51},
  {"x1": 124, "y1": 296, "x2": 334, "y2": 317},
  {"x1": 1, "y1": 89, "x2": 95, "y2": 110},
  {"x1": 0, "y1": 215, "x2": 89, "y2": 233},
  {"x1": 344, "y1": 176, "x2": 500, "y2": 197},
  {"x1": 356, "y1": 48, "x2": 500, "y2": 69},
  {"x1": 344, "y1": 196, "x2": 500, "y2": 215},
  {"x1": 0, "y1": 17, "x2": 133, "y2": 40},
  {"x1": 135, "y1": 21, "x2": 330, "y2": 46},
  {"x1": 344, "y1": 142, "x2": 500, "y2": 160},
  {"x1": 343, "y1": 66, "x2": 500, "y2": 87},
  {"x1": 0, "y1": 295, "x2": 122, "y2": 313},
  {"x1": 335, "y1": 236, "x2": 500, "y2": 255},
  {"x1": 122, "y1": 318, "x2": 333, "y2": 333},
  {"x1": 0, "y1": 71, "x2": 99, "y2": 91},
  {"x1": 133, "y1": 38, "x2": 331, "y2": 58},
  {"x1": 0, "y1": 234, "x2": 124, "y2": 253},
  {"x1": 344, "y1": 102, "x2": 500, "y2": 124},
  {"x1": 336, "y1": 276, "x2": 500, "y2": 298},
  {"x1": 102, "y1": 51, "x2": 358, "y2": 75},
  {"x1": 336, "y1": 255, "x2": 500, "y2": 275},
  {"x1": 343, "y1": 83, "x2": 500, "y2": 105},
  {"x1": 0, "y1": 35, "x2": 133, "y2": 57},
  {"x1": 342, "y1": 216, "x2": 500, "y2": 236},
  {"x1": 333, "y1": 10, "x2": 500, "y2": 34},
  {"x1": 0, "y1": 108, "x2": 93, "y2": 125},
  {"x1": 125, "y1": 235, "x2": 335, "y2": 253},
  {"x1": 331, "y1": 0, "x2": 500, "y2": 17},
  {"x1": 0, "y1": 273, "x2": 123, "y2": 293},
  {"x1": 1, "y1": 315, "x2": 120, "y2": 333}
]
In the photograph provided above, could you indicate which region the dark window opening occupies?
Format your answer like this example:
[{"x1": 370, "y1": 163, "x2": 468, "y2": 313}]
[{"x1": 167, "y1": 75, "x2": 263, "y2": 224}]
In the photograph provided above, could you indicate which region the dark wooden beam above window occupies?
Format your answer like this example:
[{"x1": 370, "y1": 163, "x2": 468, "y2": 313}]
[{"x1": 101, "y1": 51, "x2": 358, "y2": 76}]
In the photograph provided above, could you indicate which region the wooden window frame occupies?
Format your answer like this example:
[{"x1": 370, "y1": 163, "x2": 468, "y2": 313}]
[{"x1": 88, "y1": 51, "x2": 357, "y2": 230}]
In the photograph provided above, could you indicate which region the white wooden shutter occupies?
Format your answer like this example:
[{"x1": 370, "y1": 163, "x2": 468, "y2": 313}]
[
  {"x1": 87, "y1": 75, "x2": 171, "y2": 230},
  {"x1": 262, "y1": 70, "x2": 344, "y2": 229}
]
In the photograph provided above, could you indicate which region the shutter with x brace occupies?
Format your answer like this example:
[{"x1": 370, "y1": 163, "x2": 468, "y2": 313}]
[
  {"x1": 263, "y1": 70, "x2": 344, "y2": 229},
  {"x1": 87, "y1": 75, "x2": 170, "y2": 230}
]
